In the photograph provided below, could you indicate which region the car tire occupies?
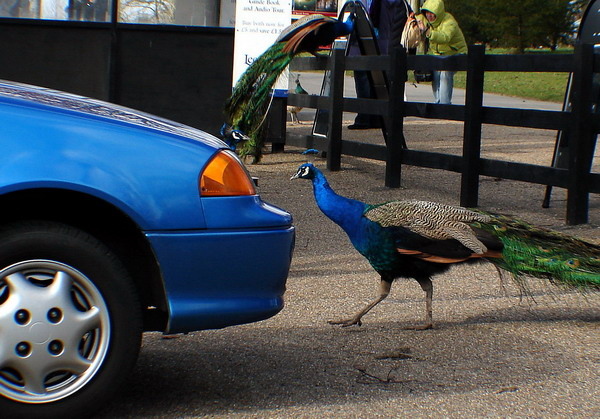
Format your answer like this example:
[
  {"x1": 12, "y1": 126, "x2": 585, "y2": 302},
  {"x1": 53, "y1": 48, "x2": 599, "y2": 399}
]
[{"x1": 0, "y1": 221, "x2": 142, "y2": 418}]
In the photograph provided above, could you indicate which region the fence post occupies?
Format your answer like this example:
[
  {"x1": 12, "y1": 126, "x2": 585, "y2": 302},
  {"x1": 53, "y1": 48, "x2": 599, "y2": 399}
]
[
  {"x1": 566, "y1": 43, "x2": 594, "y2": 225},
  {"x1": 326, "y1": 48, "x2": 346, "y2": 171},
  {"x1": 385, "y1": 47, "x2": 407, "y2": 188},
  {"x1": 460, "y1": 44, "x2": 485, "y2": 208}
]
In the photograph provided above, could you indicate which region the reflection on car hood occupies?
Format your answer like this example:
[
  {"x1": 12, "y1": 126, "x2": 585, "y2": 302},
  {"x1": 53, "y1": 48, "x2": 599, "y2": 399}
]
[{"x1": 0, "y1": 80, "x2": 225, "y2": 148}]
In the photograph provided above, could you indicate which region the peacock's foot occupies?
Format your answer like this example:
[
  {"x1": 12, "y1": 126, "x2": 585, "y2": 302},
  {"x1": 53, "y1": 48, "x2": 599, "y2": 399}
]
[
  {"x1": 404, "y1": 323, "x2": 433, "y2": 331},
  {"x1": 328, "y1": 317, "x2": 363, "y2": 327}
]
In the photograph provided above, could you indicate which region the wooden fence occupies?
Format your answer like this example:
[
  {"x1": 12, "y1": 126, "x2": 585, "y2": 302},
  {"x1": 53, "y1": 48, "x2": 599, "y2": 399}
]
[{"x1": 285, "y1": 44, "x2": 599, "y2": 225}]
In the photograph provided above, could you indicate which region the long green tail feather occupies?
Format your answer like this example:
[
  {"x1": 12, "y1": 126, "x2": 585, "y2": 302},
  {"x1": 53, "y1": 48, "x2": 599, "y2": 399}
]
[
  {"x1": 225, "y1": 43, "x2": 287, "y2": 117},
  {"x1": 473, "y1": 211, "x2": 600, "y2": 288},
  {"x1": 224, "y1": 43, "x2": 294, "y2": 162}
]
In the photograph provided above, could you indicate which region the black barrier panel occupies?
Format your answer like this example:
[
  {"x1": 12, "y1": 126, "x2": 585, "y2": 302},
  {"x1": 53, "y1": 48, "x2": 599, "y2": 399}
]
[
  {"x1": 0, "y1": 22, "x2": 111, "y2": 99},
  {"x1": 544, "y1": 0, "x2": 600, "y2": 207},
  {"x1": 0, "y1": 20, "x2": 234, "y2": 137},
  {"x1": 578, "y1": 0, "x2": 600, "y2": 44},
  {"x1": 116, "y1": 27, "x2": 233, "y2": 136},
  {"x1": 312, "y1": 39, "x2": 346, "y2": 138},
  {"x1": 313, "y1": 0, "x2": 390, "y2": 139}
]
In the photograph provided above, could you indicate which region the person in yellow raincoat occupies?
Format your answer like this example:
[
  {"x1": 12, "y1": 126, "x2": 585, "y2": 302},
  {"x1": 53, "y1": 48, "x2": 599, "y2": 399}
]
[{"x1": 415, "y1": 0, "x2": 467, "y2": 104}]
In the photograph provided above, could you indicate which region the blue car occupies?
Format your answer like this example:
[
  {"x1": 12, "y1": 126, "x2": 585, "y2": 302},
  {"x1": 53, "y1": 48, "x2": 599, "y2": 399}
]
[{"x1": 0, "y1": 80, "x2": 294, "y2": 417}]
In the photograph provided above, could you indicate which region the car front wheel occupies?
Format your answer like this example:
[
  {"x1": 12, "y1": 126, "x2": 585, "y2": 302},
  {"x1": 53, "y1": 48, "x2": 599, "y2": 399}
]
[{"x1": 0, "y1": 221, "x2": 142, "y2": 418}]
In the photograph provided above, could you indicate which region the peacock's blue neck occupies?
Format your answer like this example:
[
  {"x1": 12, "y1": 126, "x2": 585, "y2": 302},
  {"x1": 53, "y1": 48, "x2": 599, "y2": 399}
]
[
  {"x1": 310, "y1": 170, "x2": 368, "y2": 237},
  {"x1": 308, "y1": 167, "x2": 401, "y2": 273}
]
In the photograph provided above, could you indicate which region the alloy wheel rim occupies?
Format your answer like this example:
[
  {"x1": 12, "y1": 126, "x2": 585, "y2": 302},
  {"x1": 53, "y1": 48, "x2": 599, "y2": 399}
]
[{"x1": 0, "y1": 260, "x2": 111, "y2": 403}]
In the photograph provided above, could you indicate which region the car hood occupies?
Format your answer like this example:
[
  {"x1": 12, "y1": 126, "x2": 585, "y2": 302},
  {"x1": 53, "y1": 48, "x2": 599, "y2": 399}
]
[{"x1": 0, "y1": 79, "x2": 225, "y2": 149}]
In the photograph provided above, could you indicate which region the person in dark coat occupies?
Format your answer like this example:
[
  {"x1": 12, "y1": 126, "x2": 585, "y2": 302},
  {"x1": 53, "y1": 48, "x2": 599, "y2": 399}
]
[
  {"x1": 370, "y1": 0, "x2": 412, "y2": 55},
  {"x1": 349, "y1": 0, "x2": 411, "y2": 130}
]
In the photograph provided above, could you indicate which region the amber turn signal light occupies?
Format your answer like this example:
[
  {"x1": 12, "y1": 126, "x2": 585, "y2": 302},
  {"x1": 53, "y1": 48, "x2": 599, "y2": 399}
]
[{"x1": 200, "y1": 150, "x2": 256, "y2": 196}]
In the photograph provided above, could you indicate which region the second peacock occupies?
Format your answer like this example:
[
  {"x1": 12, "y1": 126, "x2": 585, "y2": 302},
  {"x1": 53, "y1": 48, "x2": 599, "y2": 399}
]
[
  {"x1": 287, "y1": 74, "x2": 309, "y2": 124},
  {"x1": 291, "y1": 163, "x2": 600, "y2": 330}
]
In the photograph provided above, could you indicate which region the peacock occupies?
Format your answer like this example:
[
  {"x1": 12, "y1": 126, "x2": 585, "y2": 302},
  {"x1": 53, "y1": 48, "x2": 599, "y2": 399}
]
[
  {"x1": 291, "y1": 163, "x2": 600, "y2": 329},
  {"x1": 219, "y1": 123, "x2": 250, "y2": 151},
  {"x1": 224, "y1": 14, "x2": 354, "y2": 163},
  {"x1": 287, "y1": 74, "x2": 309, "y2": 124}
]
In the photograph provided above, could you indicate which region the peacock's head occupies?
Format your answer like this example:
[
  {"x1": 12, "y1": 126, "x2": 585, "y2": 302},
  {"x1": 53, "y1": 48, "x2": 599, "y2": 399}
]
[{"x1": 290, "y1": 163, "x2": 317, "y2": 180}]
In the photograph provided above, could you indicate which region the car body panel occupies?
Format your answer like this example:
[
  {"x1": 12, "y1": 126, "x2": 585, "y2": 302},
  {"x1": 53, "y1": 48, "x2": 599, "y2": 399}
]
[
  {"x1": 201, "y1": 195, "x2": 293, "y2": 229},
  {"x1": 0, "y1": 80, "x2": 295, "y2": 333},
  {"x1": 147, "y1": 226, "x2": 294, "y2": 332},
  {"x1": 0, "y1": 88, "x2": 215, "y2": 230}
]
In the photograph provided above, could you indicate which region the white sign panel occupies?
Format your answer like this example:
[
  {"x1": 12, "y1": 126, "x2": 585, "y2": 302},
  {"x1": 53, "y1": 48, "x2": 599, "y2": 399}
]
[{"x1": 232, "y1": 0, "x2": 293, "y2": 96}]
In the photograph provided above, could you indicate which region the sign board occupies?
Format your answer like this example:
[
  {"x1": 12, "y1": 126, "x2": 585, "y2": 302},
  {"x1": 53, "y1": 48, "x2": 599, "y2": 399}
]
[
  {"x1": 312, "y1": 0, "x2": 404, "y2": 149},
  {"x1": 312, "y1": 1, "x2": 376, "y2": 138},
  {"x1": 312, "y1": 39, "x2": 348, "y2": 137},
  {"x1": 544, "y1": 0, "x2": 600, "y2": 206},
  {"x1": 231, "y1": 0, "x2": 293, "y2": 97}
]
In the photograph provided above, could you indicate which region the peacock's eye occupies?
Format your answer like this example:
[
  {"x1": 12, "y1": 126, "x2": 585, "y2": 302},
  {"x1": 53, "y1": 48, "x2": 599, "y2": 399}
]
[{"x1": 566, "y1": 259, "x2": 580, "y2": 268}]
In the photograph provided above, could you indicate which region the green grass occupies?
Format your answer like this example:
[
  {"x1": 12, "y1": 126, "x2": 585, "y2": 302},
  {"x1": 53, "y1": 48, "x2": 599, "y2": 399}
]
[
  {"x1": 452, "y1": 47, "x2": 572, "y2": 103},
  {"x1": 453, "y1": 71, "x2": 569, "y2": 103}
]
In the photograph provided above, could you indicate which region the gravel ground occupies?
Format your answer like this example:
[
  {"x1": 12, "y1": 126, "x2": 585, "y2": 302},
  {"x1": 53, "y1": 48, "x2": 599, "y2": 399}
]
[{"x1": 99, "y1": 119, "x2": 599, "y2": 418}]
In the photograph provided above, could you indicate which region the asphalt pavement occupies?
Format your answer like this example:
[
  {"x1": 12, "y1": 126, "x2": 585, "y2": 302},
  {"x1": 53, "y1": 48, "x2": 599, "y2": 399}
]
[
  {"x1": 97, "y1": 146, "x2": 599, "y2": 417},
  {"x1": 94, "y1": 70, "x2": 599, "y2": 419}
]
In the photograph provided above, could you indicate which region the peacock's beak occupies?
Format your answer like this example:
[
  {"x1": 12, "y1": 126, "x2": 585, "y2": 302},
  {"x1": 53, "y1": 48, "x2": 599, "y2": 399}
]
[{"x1": 290, "y1": 172, "x2": 300, "y2": 180}]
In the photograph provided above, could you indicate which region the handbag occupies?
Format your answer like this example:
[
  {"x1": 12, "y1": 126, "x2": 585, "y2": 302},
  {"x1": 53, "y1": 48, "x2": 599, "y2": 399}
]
[
  {"x1": 414, "y1": 69, "x2": 433, "y2": 83},
  {"x1": 404, "y1": 15, "x2": 432, "y2": 83},
  {"x1": 401, "y1": 16, "x2": 422, "y2": 50}
]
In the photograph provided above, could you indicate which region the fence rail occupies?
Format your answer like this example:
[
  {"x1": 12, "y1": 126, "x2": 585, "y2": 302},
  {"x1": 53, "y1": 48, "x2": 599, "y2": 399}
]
[{"x1": 286, "y1": 44, "x2": 599, "y2": 225}]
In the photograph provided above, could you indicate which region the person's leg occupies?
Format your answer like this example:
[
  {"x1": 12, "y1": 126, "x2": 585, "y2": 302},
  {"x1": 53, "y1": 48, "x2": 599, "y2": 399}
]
[
  {"x1": 351, "y1": 70, "x2": 372, "y2": 127},
  {"x1": 432, "y1": 71, "x2": 441, "y2": 104},
  {"x1": 438, "y1": 71, "x2": 455, "y2": 104}
]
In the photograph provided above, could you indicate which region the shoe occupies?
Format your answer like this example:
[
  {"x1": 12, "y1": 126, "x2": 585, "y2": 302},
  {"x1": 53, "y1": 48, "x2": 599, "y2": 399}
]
[{"x1": 348, "y1": 123, "x2": 372, "y2": 130}]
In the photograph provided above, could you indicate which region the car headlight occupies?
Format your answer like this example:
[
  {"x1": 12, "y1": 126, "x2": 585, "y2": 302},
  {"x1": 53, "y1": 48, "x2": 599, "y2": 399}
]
[{"x1": 199, "y1": 150, "x2": 257, "y2": 196}]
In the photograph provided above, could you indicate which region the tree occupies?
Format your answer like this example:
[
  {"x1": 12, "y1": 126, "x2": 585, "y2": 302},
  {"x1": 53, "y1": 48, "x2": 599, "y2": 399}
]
[
  {"x1": 444, "y1": 0, "x2": 583, "y2": 53},
  {"x1": 120, "y1": 0, "x2": 175, "y2": 23},
  {"x1": 538, "y1": 0, "x2": 579, "y2": 50},
  {"x1": 443, "y1": 0, "x2": 490, "y2": 45}
]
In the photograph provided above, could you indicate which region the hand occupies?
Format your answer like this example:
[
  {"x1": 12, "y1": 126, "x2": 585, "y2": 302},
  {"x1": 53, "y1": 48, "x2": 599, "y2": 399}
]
[{"x1": 417, "y1": 20, "x2": 430, "y2": 36}]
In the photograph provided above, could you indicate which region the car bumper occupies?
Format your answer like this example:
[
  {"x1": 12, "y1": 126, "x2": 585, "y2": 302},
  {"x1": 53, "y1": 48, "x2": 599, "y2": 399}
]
[{"x1": 146, "y1": 226, "x2": 295, "y2": 333}]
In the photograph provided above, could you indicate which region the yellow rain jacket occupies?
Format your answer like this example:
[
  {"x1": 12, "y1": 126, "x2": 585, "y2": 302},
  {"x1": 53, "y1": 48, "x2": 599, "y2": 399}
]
[{"x1": 418, "y1": 0, "x2": 467, "y2": 56}]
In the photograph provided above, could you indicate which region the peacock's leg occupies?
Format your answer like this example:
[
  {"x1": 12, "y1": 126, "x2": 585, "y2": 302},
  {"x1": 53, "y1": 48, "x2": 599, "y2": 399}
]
[
  {"x1": 406, "y1": 277, "x2": 434, "y2": 330},
  {"x1": 328, "y1": 279, "x2": 392, "y2": 327}
]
